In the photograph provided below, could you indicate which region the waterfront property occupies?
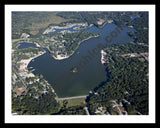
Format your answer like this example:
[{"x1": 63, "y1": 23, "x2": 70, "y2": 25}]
[{"x1": 28, "y1": 23, "x2": 136, "y2": 97}]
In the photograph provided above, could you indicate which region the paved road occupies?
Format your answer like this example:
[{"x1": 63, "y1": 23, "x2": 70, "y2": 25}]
[
  {"x1": 111, "y1": 100, "x2": 123, "y2": 115},
  {"x1": 55, "y1": 95, "x2": 88, "y2": 101},
  {"x1": 116, "y1": 105, "x2": 122, "y2": 115},
  {"x1": 84, "y1": 107, "x2": 90, "y2": 115}
]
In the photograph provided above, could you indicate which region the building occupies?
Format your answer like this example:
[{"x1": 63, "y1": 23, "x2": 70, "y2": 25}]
[{"x1": 20, "y1": 33, "x2": 30, "y2": 39}]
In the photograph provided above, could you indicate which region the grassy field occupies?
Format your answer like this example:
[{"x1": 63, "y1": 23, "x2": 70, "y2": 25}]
[
  {"x1": 59, "y1": 97, "x2": 86, "y2": 108},
  {"x1": 27, "y1": 12, "x2": 71, "y2": 35},
  {"x1": 12, "y1": 12, "x2": 72, "y2": 37}
]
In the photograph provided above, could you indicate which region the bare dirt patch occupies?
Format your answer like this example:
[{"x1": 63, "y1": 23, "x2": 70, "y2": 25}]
[{"x1": 13, "y1": 85, "x2": 27, "y2": 97}]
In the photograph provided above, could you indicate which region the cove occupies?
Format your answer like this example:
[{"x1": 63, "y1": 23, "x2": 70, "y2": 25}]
[{"x1": 28, "y1": 23, "x2": 136, "y2": 98}]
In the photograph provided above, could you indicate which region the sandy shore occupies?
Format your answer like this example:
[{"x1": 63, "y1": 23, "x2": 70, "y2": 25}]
[
  {"x1": 33, "y1": 42, "x2": 41, "y2": 47},
  {"x1": 19, "y1": 51, "x2": 46, "y2": 77},
  {"x1": 52, "y1": 54, "x2": 69, "y2": 60},
  {"x1": 101, "y1": 50, "x2": 107, "y2": 64}
]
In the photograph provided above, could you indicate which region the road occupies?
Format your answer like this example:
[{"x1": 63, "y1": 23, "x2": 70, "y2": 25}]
[
  {"x1": 12, "y1": 39, "x2": 23, "y2": 43},
  {"x1": 55, "y1": 95, "x2": 88, "y2": 101},
  {"x1": 15, "y1": 72, "x2": 27, "y2": 88},
  {"x1": 84, "y1": 107, "x2": 90, "y2": 115},
  {"x1": 111, "y1": 100, "x2": 123, "y2": 115},
  {"x1": 116, "y1": 105, "x2": 122, "y2": 115}
]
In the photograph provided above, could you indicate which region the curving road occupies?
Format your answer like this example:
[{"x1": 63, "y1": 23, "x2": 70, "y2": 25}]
[{"x1": 111, "y1": 100, "x2": 123, "y2": 115}]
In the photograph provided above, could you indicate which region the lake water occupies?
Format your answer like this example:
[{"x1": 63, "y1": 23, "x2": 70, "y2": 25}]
[
  {"x1": 27, "y1": 23, "x2": 136, "y2": 97},
  {"x1": 18, "y1": 42, "x2": 36, "y2": 49}
]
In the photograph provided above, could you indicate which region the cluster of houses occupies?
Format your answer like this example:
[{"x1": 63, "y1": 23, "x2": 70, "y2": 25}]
[
  {"x1": 101, "y1": 50, "x2": 109, "y2": 64},
  {"x1": 122, "y1": 52, "x2": 149, "y2": 61},
  {"x1": 97, "y1": 18, "x2": 113, "y2": 25},
  {"x1": 43, "y1": 23, "x2": 88, "y2": 34},
  {"x1": 93, "y1": 99, "x2": 130, "y2": 115}
]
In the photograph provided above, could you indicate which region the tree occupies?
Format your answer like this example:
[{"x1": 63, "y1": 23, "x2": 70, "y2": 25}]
[{"x1": 40, "y1": 74, "x2": 43, "y2": 79}]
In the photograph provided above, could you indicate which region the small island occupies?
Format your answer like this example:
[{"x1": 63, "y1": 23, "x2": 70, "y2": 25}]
[{"x1": 70, "y1": 67, "x2": 78, "y2": 73}]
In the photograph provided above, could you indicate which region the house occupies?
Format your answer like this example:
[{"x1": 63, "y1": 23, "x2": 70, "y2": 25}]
[
  {"x1": 119, "y1": 102, "x2": 123, "y2": 107},
  {"x1": 20, "y1": 33, "x2": 30, "y2": 39},
  {"x1": 95, "y1": 109, "x2": 101, "y2": 114}
]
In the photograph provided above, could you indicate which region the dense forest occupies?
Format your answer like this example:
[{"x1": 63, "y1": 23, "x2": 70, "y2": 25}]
[
  {"x1": 86, "y1": 43, "x2": 148, "y2": 115},
  {"x1": 12, "y1": 90, "x2": 87, "y2": 115},
  {"x1": 12, "y1": 92, "x2": 60, "y2": 115},
  {"x1": 127, "y1": 12, "x2": 148, "y2": 44},
  {"x1": 57, "y1": 11, "x2": 109, "y2": 27}
]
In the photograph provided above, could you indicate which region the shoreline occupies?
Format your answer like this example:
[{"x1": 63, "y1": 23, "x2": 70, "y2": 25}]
[
  {"x1": 101, "y1": 50, "x2": 107, "y2": 64},
  {"x1": 19, "y1": 51, "x2": 46, "y2": 77},
  {"x1": 51, "y1": 34, "x2": 100, "y2": 60},
  {"x1": 43, "y1": 23, "x2": 87, "y2": 34},
  {"x1": 52, "y1": 54, "x2": 70, "y2": 60}
]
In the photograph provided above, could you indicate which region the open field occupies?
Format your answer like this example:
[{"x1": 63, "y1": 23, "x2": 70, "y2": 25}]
[
  {"x1": 56, "y1": 96, "x2": 87, "y2": 108},
  {"x1": 13, "y1": 85, "x2": 27, "y2": 97},
  {"x1": 27, "y1": 12, "x2": 71, "y2": 35},
  {"x1": 12, "y1": 12, "x2": 72, "y2": 36},
  {"x1": 65, "y1": 97, "x2": 86, "y2": 107}
]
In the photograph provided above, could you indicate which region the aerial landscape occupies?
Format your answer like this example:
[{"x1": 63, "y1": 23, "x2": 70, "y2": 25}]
[{"x1": 11, "y1": 11, "x2": 149, "y2": 115}]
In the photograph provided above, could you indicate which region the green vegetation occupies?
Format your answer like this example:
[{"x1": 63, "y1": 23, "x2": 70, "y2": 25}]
[
  {"x1": 85, "y1": 12, "x2": 149, "y2": 115},
  {"x1": 86, "y1": 43, "x2": 148, "y2": 115},
  {"x1": 12, "y1": 12, "x2": 70, "y2": 38},
  {"x1": 12, "y1": 73, "x2": 87, "y2": 115},
  {"x1": 53, "y1": 99, "x2": 86, "y2": 115},
  {"x1": 47, "y1": 30, "x2": 99, "y2": 57},
  {"x1": 55, "y1": 106, "x2": 86, "y2": 115},
  {"x1": 12, "y1": 73, "x2": 60, "y2": 115},
  {"x1": 12, "y1": 42, "x2": 45, "y2": 74},
  {"x1": 60, "y1": 98, "x2": 86, "y2": 108},
  {"x1": 63, "y1": 31, "x2": 99, "y2": 55},
  {"x1": 57, "y1": 11, "x2": 109, "y2": 27},
  {"x1": 12, "y1": 11, "x2": 149, "y2": 115},
  {"x1": 12, "y1": 93, "x2": 60, "y2": 115},
  {"x1": 128, "y1": 12, "x2": 148, "y2": 44}
]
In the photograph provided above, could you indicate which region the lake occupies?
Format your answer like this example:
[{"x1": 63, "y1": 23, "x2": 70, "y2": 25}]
[
  {"x1": 27, "y1": 23, "x2": 135, "y2": 97},
  {"x1": 18, "y1": 42, "x2": 36, "y2": 49}
]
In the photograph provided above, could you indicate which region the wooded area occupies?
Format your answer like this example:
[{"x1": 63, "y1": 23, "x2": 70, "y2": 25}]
[{"x1": 86, "y1": 43, "x2": 148, "y2": 115}]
